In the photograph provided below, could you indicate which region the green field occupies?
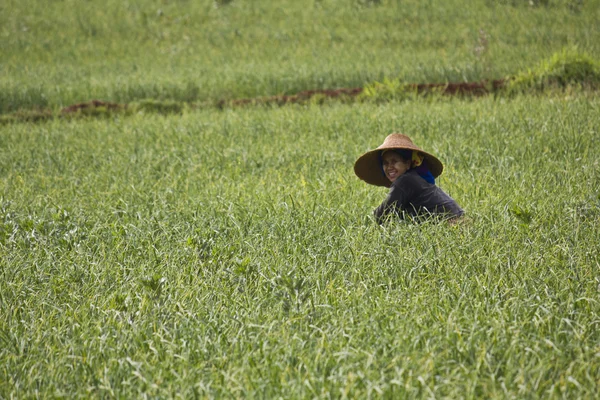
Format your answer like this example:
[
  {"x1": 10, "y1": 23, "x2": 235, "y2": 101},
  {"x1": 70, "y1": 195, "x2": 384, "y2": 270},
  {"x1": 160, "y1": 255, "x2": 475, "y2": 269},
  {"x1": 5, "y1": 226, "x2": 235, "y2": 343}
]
[
  {"x1": 2, "y1": 0, "x2": 600, "y2": 398},
  {"x1": 2, "y1": 0, "x2": 600, "y2": 113}
]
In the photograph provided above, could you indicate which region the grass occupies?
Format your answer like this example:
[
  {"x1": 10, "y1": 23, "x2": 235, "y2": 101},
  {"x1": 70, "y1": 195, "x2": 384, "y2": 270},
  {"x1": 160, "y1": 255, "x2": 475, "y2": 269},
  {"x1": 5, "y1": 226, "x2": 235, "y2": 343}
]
[
  {"x1": 1, "y1": 94, "x2": 599, "y2": 398},
  {"x1": 508, "y1": 50, "x2": 600, "y2": 92},
  {"x1": 2, "y1": 0, "x2": 600, "y2": 113},
  {"x1": 1, "y1": 51, "x2": 599, "y2": 125},
  {"x1": 2, "y1": 0, "x2": 599, "y2": 397}
]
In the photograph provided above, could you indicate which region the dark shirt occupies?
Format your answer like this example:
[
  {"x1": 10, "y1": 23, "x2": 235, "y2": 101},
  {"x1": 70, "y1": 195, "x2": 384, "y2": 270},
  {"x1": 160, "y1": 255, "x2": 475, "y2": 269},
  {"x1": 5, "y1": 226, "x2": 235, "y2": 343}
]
[{"x1": 374, "y1": 169, "x2": 464, "y2": 224}]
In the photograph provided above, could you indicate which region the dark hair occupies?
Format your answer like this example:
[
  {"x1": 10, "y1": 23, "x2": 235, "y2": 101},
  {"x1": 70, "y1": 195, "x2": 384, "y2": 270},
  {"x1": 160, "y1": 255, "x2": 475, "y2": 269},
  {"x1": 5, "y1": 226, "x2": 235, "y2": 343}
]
[{"x1": 382, "y1": 149, "x2": 412, "y2": 161}]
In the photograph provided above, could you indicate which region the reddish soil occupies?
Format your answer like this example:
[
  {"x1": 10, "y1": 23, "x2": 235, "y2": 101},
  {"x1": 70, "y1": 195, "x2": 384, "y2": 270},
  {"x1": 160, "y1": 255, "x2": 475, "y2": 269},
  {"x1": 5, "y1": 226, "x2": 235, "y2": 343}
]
[
  {"x1": 221, "y1": 79, "x2": 506, "y2": 108},
  {"x1": 57, "y1": 79, "x2": 507, "y2": 116},
  {"x1": 412, "y1": 79, "x2": 506, "y2": 95},
  {"x1": 61, "y1": 100, "x2": 125, "y2": 115},
  {"x1": 296, "y1": 87, "x2": 364, "y2": 98},
  {"x1": 220, "y1": 87, "x2": 364, "y2": 108}
]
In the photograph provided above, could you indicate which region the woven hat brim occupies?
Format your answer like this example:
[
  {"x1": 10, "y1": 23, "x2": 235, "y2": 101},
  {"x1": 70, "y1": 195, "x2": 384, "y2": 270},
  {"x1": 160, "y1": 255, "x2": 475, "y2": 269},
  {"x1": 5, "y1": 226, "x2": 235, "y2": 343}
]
[{"x1": 354, "y1": 145, "x2": 444, "y2": 187}]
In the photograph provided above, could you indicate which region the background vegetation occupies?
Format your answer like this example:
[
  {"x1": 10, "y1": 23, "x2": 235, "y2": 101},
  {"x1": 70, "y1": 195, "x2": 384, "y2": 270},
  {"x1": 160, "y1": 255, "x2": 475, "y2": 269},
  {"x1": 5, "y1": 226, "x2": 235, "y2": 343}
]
[{"x1": 2, "y1": 0, "x2": 600, "y2": 113}]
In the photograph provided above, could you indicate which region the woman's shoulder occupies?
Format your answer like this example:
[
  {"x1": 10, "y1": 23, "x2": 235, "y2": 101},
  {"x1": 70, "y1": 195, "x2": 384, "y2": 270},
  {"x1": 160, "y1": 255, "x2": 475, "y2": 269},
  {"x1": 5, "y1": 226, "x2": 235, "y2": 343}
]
[{"x1": 392, "y1": 169, "x2": 427, "y2": 187}]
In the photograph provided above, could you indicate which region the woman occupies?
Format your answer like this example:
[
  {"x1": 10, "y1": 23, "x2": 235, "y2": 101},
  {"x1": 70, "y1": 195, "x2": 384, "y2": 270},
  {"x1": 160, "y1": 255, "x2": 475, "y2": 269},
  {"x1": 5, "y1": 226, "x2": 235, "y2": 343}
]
[{"x1": 354, "y1": 133, "x2": 463, "y2": 224}]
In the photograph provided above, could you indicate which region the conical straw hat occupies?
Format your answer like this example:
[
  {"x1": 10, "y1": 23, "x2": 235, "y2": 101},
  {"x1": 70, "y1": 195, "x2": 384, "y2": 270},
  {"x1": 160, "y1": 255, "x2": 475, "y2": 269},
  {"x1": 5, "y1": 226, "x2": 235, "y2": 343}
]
[{"x1": 354, "y1": 133, "x2": 444, "y2": 187}]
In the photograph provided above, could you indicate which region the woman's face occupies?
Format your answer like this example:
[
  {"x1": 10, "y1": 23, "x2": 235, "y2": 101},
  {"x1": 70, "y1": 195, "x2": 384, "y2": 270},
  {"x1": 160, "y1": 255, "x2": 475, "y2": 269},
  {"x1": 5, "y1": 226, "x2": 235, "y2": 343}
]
[{"x1": 382, "y1": 151, "x2": 411, "y2": 183}]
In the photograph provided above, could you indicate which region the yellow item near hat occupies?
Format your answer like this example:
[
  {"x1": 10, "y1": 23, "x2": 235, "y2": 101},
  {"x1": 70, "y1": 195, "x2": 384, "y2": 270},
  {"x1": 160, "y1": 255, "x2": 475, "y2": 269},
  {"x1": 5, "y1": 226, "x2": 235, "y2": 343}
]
[{"x1": 411, "y1": 151, "x2": 424, "y2": 168}]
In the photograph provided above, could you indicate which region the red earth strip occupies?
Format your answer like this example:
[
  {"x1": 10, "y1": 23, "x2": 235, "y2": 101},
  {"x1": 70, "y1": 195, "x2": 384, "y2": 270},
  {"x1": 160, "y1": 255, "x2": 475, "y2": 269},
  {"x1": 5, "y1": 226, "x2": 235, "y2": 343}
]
[
  {"x1": 61, "y1": 99, "x2": 125, "y2": 114},
  {"x1": 59, "y1": 79, "x2": 507, "y2": 115}
]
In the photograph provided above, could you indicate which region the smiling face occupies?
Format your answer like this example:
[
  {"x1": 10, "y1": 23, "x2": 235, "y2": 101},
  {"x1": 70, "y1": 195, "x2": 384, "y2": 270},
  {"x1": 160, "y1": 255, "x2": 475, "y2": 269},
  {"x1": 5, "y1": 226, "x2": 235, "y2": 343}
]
[{"x1": 382, "y1": 150, "x2": 412, "y2": 183}]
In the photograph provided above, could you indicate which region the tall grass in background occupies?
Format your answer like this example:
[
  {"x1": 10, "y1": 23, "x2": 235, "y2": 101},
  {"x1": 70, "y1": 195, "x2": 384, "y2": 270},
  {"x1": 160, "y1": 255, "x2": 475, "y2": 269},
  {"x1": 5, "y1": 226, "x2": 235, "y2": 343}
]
[
  {"x1": 1, "y1": 95, "x2": 599, "y2": 397},
  {"x1": 1, "y1": 0, "x2": 600, "y2": 113}
]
